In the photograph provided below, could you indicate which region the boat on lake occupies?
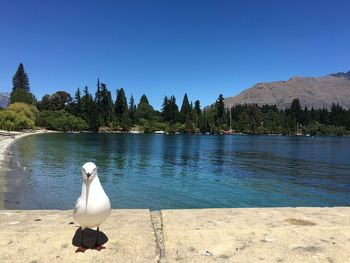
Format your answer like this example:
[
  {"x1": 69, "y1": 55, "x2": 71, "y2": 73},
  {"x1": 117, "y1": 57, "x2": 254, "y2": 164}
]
[
  {"x1": 154, "y1": 130, "x2": 166, "y2": 134},
  {"x1": 129, "y1": 130, "x2": 143, "y2": 134}
]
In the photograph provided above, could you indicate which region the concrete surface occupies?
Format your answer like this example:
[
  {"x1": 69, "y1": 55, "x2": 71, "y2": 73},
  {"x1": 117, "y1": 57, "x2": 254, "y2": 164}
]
[
  {"x1": 0, "y1": 207, "x2": 349, "y2": 262},
  {"x1": 0, "y1": 210, "x2": 156, "y2": 263},
  {"x1": 161, "y1": 207, "x2": 350, "y2": 263}
]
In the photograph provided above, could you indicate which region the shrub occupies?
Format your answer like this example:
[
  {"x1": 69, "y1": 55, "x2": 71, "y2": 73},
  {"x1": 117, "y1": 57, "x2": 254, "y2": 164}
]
[
  {"x1": 8, "y1": 102, "x2": 39, "y2": 122},
  {"x1": 0, "y1": 110, "x2": 35, "y2": 131},
  {"x1": 303, "y1": 122, "x2": 349, "y2": 136},
  {"x1": 38, "y1": 110, "x2": 89, "y2": 131}
]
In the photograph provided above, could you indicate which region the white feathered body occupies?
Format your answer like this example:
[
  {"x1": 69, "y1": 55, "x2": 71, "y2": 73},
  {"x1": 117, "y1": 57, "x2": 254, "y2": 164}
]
[{"x1": 74, "y1": 175, "x2": 111, "y2": 229}]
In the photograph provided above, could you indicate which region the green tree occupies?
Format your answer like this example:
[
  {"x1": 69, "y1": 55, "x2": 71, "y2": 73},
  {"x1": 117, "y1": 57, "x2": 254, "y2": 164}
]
[
  {"x1": 161, "y1": 96, "x2": 170, "y2": 119},
  {"x1": 169, "y1": 96, "x2": 179, "y2": 123},
  {"x1": 50, "y1": 91, "x2": 72, "y2": 110},
  {"x1": 10, "y1": 64, "x2": 35, "y2": 106},
  {"x1": 36, "y1": 94, "x2": 51, "y2": 111},
  {"x1": 38, "y1": 110, "x2": 88, "y2": 131},
  {"x1": 73, "y1": 88, "x2": 81, "y2": 116},
  {"x1": 115, "y1": 88, "x2": 128, "y2": 120},
  {"x1": 94, "y1": 79, "x2": 115, "y2": 127},
  {"x1": 194, "y1": 100, "x2": 201, "y2": 115},
  {"x1": 136, "y1": 94, "x2": 154, "y2": 120},
  {"x1": 129, "y1": 95, "x2": 137, "y2": 124},
  {"x1": 12, "y1": 63, "x2": 30, "y2": 91},
  {"x1": 162, "y1": 95, "x2": 179, "y2": 124},
  {"x1": 10, "y1": 89, "x2": 36, "y2": 105},
  {"x1": 36, "y1": 91, "x2": 71, "y2": 111},
  {"x1": 215, "y1": 94, "x2": 225, "y2": 120},
  {"x1": 237, "y1": 105, "x2": 262, "y2": 134},
  {"x1": 120, "y1": 111, "x2": 132, "y2": 131},
  {"x1": 180, "y1": 93, "x2": 191, "y2": 123},
  {"x1": 114, "y1": 88, "x2": 130, "y2": 130},
  {"x1": 98, "y1": 83, "x2": 114, "y2": 126},
  {"x1": 81, "y1": 86, "x2": 98, "y2": 130},
  {"x1": 95, "y1": 78, "x2": 103, "y2": 126},
  {"x1": 290, "y1": 98, "x2": 303, "y2": 122}
]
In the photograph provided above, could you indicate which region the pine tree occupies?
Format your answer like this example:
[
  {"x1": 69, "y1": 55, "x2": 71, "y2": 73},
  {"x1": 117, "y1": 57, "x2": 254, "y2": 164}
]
[
  {"x1": 291, "y1": 98, "x2": 301, "y2": 109},
  {"x1": 169, "y1": 95, "x2": 179, "y2": 122},
  {"x1": 129, "y1": 95, "x2": 136, "y2": 124},
  {"x1": 10, "y1": 63, "x2": 35, "y2": 104},
  {"x1": 12, "y1": 63, "x2": 30, "y2": 91},
  {"x1": 107, "y1": 90, "x2": 114, "y2": 124},
  {"x1": 310, "y1": 107, "x2": 318, "y2": 123},
  {"x1": 162, "y1": 96, "x2": 169, "y2": 117},
  {"x1": 192, "y1": 100, "x2": 201, "y2": 129},
  {"x1": 74, "y1": 88, "x2": 81, "y2": 116},
  {"x1": 290, "y1": 98, "x2": 303, "y2": 131},
  {"x1": 114, "y1": 88, "x2": 130, "y2": 130},
  {"x1": 162, "y1": 95, "x2": 179, "y2": 123},
  {"x1": 10, "y1": 89, "x2": 36, "y2": 105},
  {"x1": 98, "y1": 83, "x2": 114, "y2": 126},
  {"x1": 136, "y1": 94, "x2": 154, "y2": 120},
  {"x1": 115, "y1": 88, "x2": 128, "y2": 120},
  {"x1": 140, "y1": 94, "x2": 149, "y2": 105},
  {"x1": 215, "y1": 94, "x2": 225, "y2": 120},
  {"x1": 80, "y1": 86, "x2": 97, "y2": 130},
  {"x1": 180, "y1": 93, "x2": 191, "y2": 123},
  {"x1": 94, "y1": 78, "x2": 104, "y2": 126},
  {"x1": 121, "y1": 111, "x2": 132, "y2": 130},
  {"x1": 97, "y1": 78, "x2": 101, "y2": 93},
  {"x1": 194, "y1": 100, "x2": 201, "y2": 115}
]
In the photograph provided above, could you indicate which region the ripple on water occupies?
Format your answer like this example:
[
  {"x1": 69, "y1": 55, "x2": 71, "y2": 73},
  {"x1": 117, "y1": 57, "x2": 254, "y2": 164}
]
[{"x1": 4, "y1": 133, "x2": 350, "y2": 209}]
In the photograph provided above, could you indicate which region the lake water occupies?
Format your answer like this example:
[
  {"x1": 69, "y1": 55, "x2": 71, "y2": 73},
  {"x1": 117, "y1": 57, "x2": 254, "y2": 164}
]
[{"x1": 5, "y1": 133, "x2": 350, "y2": 210}]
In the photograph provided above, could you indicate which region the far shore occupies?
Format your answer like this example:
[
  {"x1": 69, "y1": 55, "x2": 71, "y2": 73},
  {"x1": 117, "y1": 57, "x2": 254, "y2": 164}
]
[{"x1": 0, "y1": 129, "x2": 58, "y2": 209}]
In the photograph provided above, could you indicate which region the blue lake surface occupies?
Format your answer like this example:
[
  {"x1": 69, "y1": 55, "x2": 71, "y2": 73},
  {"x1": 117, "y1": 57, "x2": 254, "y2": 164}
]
[{"x1": 5, "y1": 133, "x2": 350, "y2": 210}]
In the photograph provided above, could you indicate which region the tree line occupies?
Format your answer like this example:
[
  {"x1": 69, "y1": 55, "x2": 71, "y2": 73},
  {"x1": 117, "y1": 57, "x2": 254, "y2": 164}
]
[{"x1": 2, "y1": 63, "x2": 350, "y2": 135}]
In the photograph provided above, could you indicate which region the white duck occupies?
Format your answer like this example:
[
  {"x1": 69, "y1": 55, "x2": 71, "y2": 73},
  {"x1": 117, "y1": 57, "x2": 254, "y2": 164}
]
[{"x1": 73, "y1": 162, "x2": 111, "y2": 252}]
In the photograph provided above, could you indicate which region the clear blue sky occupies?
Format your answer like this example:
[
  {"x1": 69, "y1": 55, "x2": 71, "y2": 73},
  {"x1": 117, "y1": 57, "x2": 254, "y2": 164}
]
[{"x1": 1, "y1": 0, "x2": 349, "y2": 109}]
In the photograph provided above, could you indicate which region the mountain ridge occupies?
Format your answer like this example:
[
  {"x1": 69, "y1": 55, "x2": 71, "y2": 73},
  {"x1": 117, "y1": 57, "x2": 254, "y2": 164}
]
[
  {"x1": 224, "y1": 71, "x2": 350, "y2": 109},
  {"x1": 0, "y1": 92, "x2": 10, "y2": 108}
]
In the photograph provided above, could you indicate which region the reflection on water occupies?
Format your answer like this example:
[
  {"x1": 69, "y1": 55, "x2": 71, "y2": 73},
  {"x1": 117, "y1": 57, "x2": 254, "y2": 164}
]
[{"x1": 5, "y1": 134, "x2": 350, "y2": 210}]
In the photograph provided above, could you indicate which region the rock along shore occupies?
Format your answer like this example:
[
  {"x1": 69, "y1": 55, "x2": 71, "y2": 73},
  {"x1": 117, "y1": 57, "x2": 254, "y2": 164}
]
[{"x1": 0, "y1": 207, "x2": 349, "y2": 263}]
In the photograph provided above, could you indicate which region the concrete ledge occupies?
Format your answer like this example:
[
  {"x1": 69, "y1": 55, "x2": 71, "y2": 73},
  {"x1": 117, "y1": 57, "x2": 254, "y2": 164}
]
[
  {"x1": 162, "y1": 207, "x2": 350, "y2": 262},
  {"x1": 0, "y1": 210, "x2": 156, "y2": 263},
  {"x1": 0, "y1": 207, "x2": 349, "y2": 262}
]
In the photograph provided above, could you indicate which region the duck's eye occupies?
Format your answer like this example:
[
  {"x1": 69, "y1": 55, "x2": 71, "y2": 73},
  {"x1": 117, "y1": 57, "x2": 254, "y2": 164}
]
[{"x1": 93, "y1": 168, "x2": 96, "y2": 173}]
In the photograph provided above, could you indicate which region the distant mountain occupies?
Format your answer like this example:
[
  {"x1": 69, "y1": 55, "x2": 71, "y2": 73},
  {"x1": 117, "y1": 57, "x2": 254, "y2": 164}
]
[
  {"x1": 0, "y1": 92, "x2": 10, "y2": 108},
  {"x1": 224, "y1": 71, "x2": 350, "y2": 109},
  {"x1": 329, "y1": 70, "x2": 350, "y2": 79}
]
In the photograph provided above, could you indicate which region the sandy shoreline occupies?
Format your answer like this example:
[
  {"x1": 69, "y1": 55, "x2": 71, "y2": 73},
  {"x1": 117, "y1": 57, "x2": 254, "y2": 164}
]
[{"x1": 0, "y1": 130, "x2": 57, "y2": 209}]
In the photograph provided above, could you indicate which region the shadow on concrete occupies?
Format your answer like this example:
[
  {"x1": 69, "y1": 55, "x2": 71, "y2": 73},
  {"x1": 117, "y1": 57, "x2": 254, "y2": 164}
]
[{"x1": 72, "y1": 227, "x2": 108, "y2": 249}]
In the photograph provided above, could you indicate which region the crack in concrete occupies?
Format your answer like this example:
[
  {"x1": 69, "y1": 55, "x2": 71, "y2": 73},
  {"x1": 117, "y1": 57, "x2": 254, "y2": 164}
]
[{"x1": 150, "y1": 210, "x2": 165, "y2": 263}]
